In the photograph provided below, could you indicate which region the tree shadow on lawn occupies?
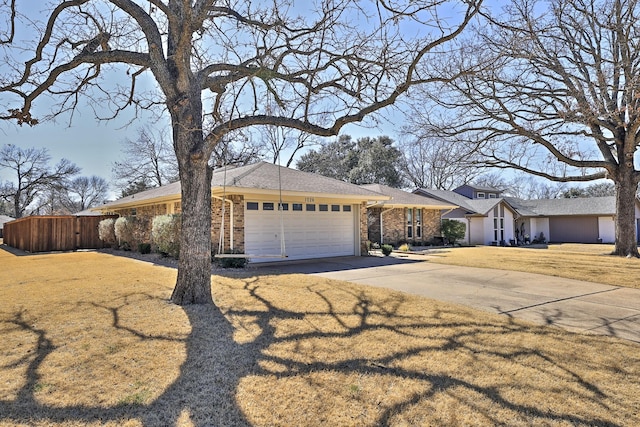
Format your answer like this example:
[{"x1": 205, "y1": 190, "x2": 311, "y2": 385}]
[{"x1": 1, "y1": 275, "x2": 638, "y2": 426}]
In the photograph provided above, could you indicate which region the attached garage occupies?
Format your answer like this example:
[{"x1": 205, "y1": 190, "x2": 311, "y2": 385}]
[
  {"x1": 95, "y1": 162, "x2": 389, "y2": 262},
  {"x1": 549, "y1": 216, "x2": 599, "y2": 243},
  {"x1": 244, "y1": 200, "x2": 358, "y2": 260}
]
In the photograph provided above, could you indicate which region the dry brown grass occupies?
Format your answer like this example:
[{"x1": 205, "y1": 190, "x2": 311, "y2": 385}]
[
  {"x1": 1, "y1": 245, "x2": 639, "y2": 426},
  {"x1": 423, "y1": 243, "x2": 640, "y2": 289}
]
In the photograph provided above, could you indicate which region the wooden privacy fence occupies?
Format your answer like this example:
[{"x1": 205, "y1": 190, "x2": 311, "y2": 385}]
[{"x1": 3, "y1": 215, "x2": 118, "y2": 253}]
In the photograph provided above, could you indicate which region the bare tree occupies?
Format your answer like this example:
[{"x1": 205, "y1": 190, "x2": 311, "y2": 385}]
[
  {"x1": 112, "y1": 126, "x2": 178, "y2": 193},
  {"x1": 0, "y1": 144, "x2": 80, "y2": 218},
  {"x1": 399, "y1": 135, "x2": 483, "y2": 189},
  {"x1": 472, "y1": 172, "x2": 567, "y2": 199},
  {"x1": 423, "y1": 0, "x2": 640, "y2": 256},
  {"x1": 209, "y1": 131, "x2": 263, "y2": 167},
  {"x1": 260, "y1": 125, "x2": 319, "y2": 167},
  {"x1": 1, "y1": 0, "x2": 482, "y2": 304},
  {"x1": 60, "y1": 175, "x2": 109, "y2": 212}
]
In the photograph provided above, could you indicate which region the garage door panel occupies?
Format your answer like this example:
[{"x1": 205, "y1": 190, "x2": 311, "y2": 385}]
[
  {"x1": 245, "y1": 203, "x2": 355, "y2": 261},
  {"x1": 549, "y1": 216, "x2": 598, "y2": 243}
]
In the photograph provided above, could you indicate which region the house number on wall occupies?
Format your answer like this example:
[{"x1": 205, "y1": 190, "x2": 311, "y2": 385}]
[{"x1": 305, "y1": 197, "x2": 315, "y2": 203}]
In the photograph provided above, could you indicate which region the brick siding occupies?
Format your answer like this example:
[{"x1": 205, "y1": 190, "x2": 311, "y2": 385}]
[{"x1": 366, "y1": 207, "x2": 443, "y2": 246}]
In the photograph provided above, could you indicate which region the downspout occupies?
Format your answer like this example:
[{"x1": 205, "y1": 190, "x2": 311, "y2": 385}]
[{"x1": 212, "y1": 195, "x2": 234, "y2": 251}]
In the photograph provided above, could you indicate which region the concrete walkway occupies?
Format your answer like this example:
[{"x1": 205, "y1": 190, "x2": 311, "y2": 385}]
[{"x1": 253, "y1": 255, "x2": 640, "y2": 342}]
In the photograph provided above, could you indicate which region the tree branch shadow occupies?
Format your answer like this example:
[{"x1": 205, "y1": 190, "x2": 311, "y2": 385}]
[{"x1": 1, "y1": 274, "x2": 635, "y2": 426}]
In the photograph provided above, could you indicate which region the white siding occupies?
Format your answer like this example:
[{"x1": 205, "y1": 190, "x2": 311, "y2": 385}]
[{"x1": 598, "y1": 216, "x2": 615, "y2": 243}]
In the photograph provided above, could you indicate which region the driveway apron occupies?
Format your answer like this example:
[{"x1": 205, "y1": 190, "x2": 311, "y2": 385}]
[{"x1": 253, "y1": 256, "x2": 640, "y2": 343}]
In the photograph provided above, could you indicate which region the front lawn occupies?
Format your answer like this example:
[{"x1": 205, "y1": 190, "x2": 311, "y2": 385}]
[
  {"x1": 424, "y1": 243, "x2": 640, "y2": 289},
  {"x1": 1, "y1": 246, "x2": 639, "y2": 426}
]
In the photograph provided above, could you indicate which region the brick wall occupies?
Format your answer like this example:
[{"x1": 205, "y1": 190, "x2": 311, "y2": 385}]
[
  {"x1": 360, "y1": 202, "x2": 368, "y2": 255},
  {"x1": 211, "y1": 195, "x2": 244, "y2": 253},
  {"x1": 367, "y1": 207, "x2": 442, "y2": 246},
  {"x1": 422, "y1": 209, "x2": 441, "y2": 242},
  {"x1": 368, "y1": 208, "x2": 382, "y2": 243}
]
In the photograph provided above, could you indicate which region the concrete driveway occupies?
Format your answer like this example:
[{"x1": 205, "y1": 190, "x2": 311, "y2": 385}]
[{"x1": 253, "y1": 255, "x2": 640, "y2": 343}]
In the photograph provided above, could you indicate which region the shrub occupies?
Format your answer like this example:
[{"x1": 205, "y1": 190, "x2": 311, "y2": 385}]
[
  {"x1": 398, "y1": 243, "x2": 410, "y2": 252},
  {"x1": 381, "y1": 244, "x2": 393, "y2": 256},
  {"x1": 98, "y1": 218, "x2": 116, "y2": 246},
  {"x1": 441, "y1": 219, "x2": 466, "y2": 245},
  {"x1": 151, "y1": 214, "x2": 181, "y2": 259},
  {"x1": 138, "y1": 243, "x2": 151, "y2": 254},
  {"x1": 214, "y1": 249, "x2": 248, "y2": 268},
  {"x1": 114, "y1": 216, "x2": 150, "y2": 251}
]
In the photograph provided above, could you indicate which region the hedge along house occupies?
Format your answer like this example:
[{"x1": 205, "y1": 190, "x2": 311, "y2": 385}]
[
  {"x1": 360, "y1": 184, "x2": 458, "y2": 246},
  {"x1": 95, "y1": 162, "x2": 388, "y2": 261}
]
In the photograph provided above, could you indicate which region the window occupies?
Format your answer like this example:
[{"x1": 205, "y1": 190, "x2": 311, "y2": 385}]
[
  {"x1": 331, "y1": 204, "x2": 340, "y2": 212},
  {"x1": 306, "y1": 204, "x2": 316, "y2": 211},
  {"x1": 247, "y1": 202, "x2": 259, "y2": 210},
  {"x1": 342, "y1": 205, "x2": 352, "y2": 212},
  {"x1": 407, "y1": 208, "x2": 413, "y2": 239},
  {"x1": 477, "y1": 192, "x2": 486, "y2": 199},
  {"x1": 415, "y1": 208, "x2": 422, "y2": 239},
  {"x1": 263, "y1": 202, "x2": 274, "y2": 211},
  {"x1": 319, "y1": 204, "x2": 328, "y2": 211},
  {"x1": 489, "y1": 193, "x2": 497, "y2": 198},
  {"x1": 278, "y1": 203, "x2": 289, "y2": 211},
  {"x1": 493, "y1": 206, "x2": 505, "y2": 243},
  {"x1": 292, "y1": 203, "x2": 303, "y2": 211},
  {"x1": 130, "y1": 208, "x2": 137, "y2": 216}
]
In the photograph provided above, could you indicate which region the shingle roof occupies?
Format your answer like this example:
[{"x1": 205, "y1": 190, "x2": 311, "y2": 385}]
[
  {"x1": 415, "y1": 189, "x2": 620, "y2": 217},
  {"x1": 507, "y1": 196, "x2": 617, "y2": 216},
  {"x1": 413, "y1": 188, "x2": 477, "y2": 212},
  {"x1": 98, "y1": 162, "x2": 388, "y2": 210},
  {"x1": 361, "y1": 184, "x2": 458, "y2": 209},
  {"x1": 465, "y1": 198, "x2": 506, "y2": 215},
  {"x1": 217, "y1": 162, "x2": 385, "y2": 197},
  {"x1": 455, "y1": 183, "x2": 503, "y2": 193}
]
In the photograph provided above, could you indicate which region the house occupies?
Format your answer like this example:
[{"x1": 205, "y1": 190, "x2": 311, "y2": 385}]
[
  {"x1": 505, "y1": 196, "x2": 640, "y2": 244},
  {"x1": 415, "y1": 184, "x2": 640, "y2": 245},
  {"x1": 0, "y1": 215, "x2": 15, "y2": 239},
  {"x1": 361, "y1": 184, "x2": 457, "y2": 245},
  {"x1": 414, "y1": 186, "x2": 518, "y2": 246},
  {"x1": 95, "y1": 161, "x2": 392, "y2": 261}
]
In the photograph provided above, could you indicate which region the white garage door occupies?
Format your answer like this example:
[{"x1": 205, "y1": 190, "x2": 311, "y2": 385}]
[{"x1": 244, "y1": 201, "x2": 356, "y2": 261}]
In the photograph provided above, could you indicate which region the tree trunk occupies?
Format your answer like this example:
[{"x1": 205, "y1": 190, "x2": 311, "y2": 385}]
[
  {"x1": 169, "y1": 88, "x2": 214, "y2": 305},
  {"x1": 612, "y1": 168, "x2": 639, "y2": 257},
  {"x1": 170, "y1": 155, "x2": 214, "y2": 304}
]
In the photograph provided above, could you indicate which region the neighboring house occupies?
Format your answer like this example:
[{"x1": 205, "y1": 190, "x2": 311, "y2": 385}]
[
  {"x1": 451, "y1": 184, "x2": 502, "y2": 200},
  {"x1": 95, "y1": 162, "x2": 389, "y2": 261},
  {"x1": 361, "y1": 184, "x2": 457, "y2": 245},
  {"x1": 415, "y1": 185, "x2": 640, "y2": 245},
  {"x1": 0, "y1": 215, "x2": 15, "y2": 239},
  {"x1": 505, "y1": 196, "x2": 640, "y2": 244},
  {"x1": 414, "y1": 186, "x2": 517, "y2": 246}
]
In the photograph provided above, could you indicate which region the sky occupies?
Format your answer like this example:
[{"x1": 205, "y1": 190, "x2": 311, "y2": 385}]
[
  {"x1": 0, "y1": 0, "x2": 511, "y2": 200},
  {"x1": 0, "y1": 103, "x2": 392, "y2": 197},
  {"x1": 0, "y1": 1, "x2": 421, "y2": 199}
]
